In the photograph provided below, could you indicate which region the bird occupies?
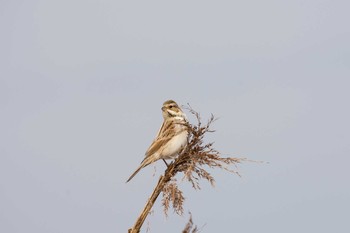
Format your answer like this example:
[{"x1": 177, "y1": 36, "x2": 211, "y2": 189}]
[{"x1": 126, "y1": 100, "x2": 188, "y2": 182}]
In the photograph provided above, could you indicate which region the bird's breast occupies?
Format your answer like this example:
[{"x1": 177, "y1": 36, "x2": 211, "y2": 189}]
[{"x1": 161, "y1": 130, "x2": 188, "y2": 159}]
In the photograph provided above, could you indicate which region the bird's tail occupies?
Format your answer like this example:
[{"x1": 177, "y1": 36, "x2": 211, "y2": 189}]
[
  {"x1": 126, "y1": 157, "x2": 153, "y2": 183},
  {"x1": 126, "y1": 165, "x2": 144, "y2": 183}
]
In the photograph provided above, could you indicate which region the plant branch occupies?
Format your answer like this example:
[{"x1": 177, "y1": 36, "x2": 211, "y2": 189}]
[{"x1": 128, "y1": 163, "x2": 177, "y2": 233}]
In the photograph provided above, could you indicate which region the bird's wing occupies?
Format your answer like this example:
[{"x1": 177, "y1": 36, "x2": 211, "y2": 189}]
[
  {"x1": 144, "y1": 119, "x2": 177, "y2": 158},
  {"x1": 126, "y1": 121, "x2": 172, "y2": 183}
]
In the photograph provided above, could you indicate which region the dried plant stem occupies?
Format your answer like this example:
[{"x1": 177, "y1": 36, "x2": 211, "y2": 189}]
[{"x1": 128, "y1": 163, "x2": 177, "y2": 233}]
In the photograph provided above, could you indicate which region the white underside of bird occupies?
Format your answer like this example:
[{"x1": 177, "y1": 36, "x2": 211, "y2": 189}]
[{"x1": 154, "y1": 130, "x2": 188, "y2": 160}]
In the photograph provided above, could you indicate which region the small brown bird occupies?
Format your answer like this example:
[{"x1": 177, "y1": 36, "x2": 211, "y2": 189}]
[{"x1": 126, "y1": 100, "x2": 188, "y2": 182}]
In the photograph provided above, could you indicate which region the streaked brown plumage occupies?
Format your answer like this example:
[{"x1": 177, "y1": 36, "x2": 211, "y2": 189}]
[{"x1": 126, "y1": 100, "x2": 188, "y2": 182}]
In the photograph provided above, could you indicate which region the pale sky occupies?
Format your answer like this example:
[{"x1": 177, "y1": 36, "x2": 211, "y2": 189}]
[{"x1": 1, "y1": 1, "x2": 350, "y2": 232}]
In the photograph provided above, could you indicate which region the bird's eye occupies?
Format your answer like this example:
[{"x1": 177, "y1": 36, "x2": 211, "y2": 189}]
[{"x1": 169, "y1": 106, "x2": 173, "y2": 109}]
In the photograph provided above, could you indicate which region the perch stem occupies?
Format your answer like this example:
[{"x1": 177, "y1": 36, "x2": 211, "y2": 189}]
[{"x1": 128, "y1": 164, "x2": 176, "y2": 233}]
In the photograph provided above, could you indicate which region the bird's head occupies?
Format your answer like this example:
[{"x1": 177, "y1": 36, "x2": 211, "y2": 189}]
[{"x1": 161, "y1": 100, "x2": 184, "y2": 119}]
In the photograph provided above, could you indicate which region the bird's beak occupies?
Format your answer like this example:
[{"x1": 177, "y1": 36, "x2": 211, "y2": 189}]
[{"x1": 161, "y1": 106, "x2": 165, "y2": 111}]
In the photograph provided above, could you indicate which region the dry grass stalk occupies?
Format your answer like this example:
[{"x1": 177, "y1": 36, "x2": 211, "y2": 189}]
[
  {"x1": 128, "y1": 106, "x2": 244, "y2": 233},
  {"x1": 182, "y1": 213, "x2": 199, "y2": 233},
  {"x1": 162, "y1": 178, "x2": 184, "y2": 217}
]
